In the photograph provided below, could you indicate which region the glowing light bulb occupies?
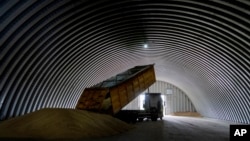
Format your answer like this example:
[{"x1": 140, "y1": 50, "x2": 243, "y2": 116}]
[{"x1": 144, "y1": 44, "x2": 148, "y2": 48}]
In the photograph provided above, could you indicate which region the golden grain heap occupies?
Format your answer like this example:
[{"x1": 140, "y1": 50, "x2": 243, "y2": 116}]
[{"x1": 0, "y1": 108, "x2": 133, "y2": 139}]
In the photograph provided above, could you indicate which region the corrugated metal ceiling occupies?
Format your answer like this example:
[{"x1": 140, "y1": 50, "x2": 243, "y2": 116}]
[{"x1": 0, "y1": 0, "x2": 249, "y2": 123}]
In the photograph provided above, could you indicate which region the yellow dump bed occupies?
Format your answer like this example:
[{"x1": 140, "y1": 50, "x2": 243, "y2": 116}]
[{"x1": 76, "y1": 64, "x2": 156, "y2": 115}]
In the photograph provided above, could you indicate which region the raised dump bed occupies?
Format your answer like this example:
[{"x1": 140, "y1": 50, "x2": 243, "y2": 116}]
[{"x1": 76, "y1": 64, "x2": 156, "y2": 115}]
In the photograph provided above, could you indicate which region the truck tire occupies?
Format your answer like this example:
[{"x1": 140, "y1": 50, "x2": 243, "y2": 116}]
[
  {"x1": 160, "y1": 116, "x2": 163, "y2": 120},
  {"x1": 151, "y1": 114, "x2": 158, "y2": 121},
  {"x1": 138, "y1": 118, "x2": 144, "y2": 122},
  {"x1": 151, "y1": 117, "x2": 157, "y2": 121}
]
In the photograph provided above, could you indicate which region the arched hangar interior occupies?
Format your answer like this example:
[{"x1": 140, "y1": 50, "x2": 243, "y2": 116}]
[{"x1": 0, "y1": 1, "x2": 249, "y2": 123}]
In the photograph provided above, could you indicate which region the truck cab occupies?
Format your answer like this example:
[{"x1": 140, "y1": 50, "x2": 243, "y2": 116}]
[{"x1": 142, "y1": 93, "x2": 163, "y2": 121}]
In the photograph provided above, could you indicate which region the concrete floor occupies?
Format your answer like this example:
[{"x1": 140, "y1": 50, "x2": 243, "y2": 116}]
[
  {"x1": 84, "y1": 116, "x2": 234, "y2": 141},
  {"x1": 0, "y1": 116, "x2": 235, "y2": 141}
]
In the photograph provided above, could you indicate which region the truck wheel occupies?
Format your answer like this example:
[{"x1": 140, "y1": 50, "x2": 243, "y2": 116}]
[
  {"x1": 131, "y1": 116, "x2": 137, "y2": 123},
  {"x1": 151, "y1": 117, "x2": 157, "y2": 121},
  {"x1": 138, "y1": 118, "x2": 144, "y2": 122}
]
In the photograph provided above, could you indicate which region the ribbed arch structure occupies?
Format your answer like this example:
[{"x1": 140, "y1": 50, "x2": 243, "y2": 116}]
[
  {"x1": 0, "y1": 1, "x2": 249, "y2": 123},
  {"x1": 123, "y1": 80, "x2": 197, "y2": 114},
  {"x1": 148, "y1": 80, "x2": 197, "y2": 114}
]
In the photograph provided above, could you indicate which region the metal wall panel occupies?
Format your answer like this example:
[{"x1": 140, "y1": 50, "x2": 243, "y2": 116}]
[
  {"x1": 148, "y1": 81, "x2": 196, "y2": 115},
  {"x1": 123, "y1": 81, "x2": 196, "y2": 115}
]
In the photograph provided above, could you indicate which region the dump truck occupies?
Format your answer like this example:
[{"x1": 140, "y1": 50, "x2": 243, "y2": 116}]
[
  {"x1": 115, "y1": 92, "x2": 163, "y2": 122},
  {"x1": 76, "y1": 64, "x2": 157, "y2": 122}
]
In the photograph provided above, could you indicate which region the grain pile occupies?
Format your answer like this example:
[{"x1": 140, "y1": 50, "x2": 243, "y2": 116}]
[{"x1": 0, "y1": 108, "x2": 134, "y2": 139}]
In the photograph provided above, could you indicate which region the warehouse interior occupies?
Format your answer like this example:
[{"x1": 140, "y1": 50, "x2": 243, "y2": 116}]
[{"x1": 0, "y1": 0, "x2": 249, "y2": 140}]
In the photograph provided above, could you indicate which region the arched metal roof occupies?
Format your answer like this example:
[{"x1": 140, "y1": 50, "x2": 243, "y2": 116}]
[{"x1": 0, "y1": 0, "x2": 249, "y2": 123}]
